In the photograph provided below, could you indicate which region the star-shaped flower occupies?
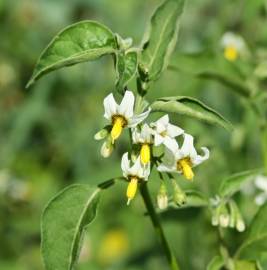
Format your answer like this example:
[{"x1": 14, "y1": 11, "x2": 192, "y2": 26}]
[
  {"x1": 151, "y1": 114, "x2": 184, "y2": 147},
  {"x1": 157, "y1": 134, "x2": 209, "y2": 180},
  {"x1": 104, "y1": 90, "x2": 150, "y2": 143},
  {"x1": 121, "y1": 152, "x2": 150, "y2": 204}
]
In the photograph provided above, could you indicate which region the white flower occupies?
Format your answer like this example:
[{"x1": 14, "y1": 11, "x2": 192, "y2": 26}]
[
  {"x1": 151, "y1": 114, "x2": 184, "y2": 147},
  {"x1": 157, "y1": 134, "x2": 209, "y2": 180},
  {"x1": 103, "y1": 90, "x2": 150, "y2": 143},
  {"x1": 132, "y1": 124, "x2": 154, "y2": 165},
  {"x1": 221, "y1": 32, "x2": 246, "y2": 61},
  {"x1": 121, "y1": 152, "x2": 150, "y2": 205},
  {"x1": 132, "y1": 124, "x2": 153, "y2": 144},
  {"x1": 254, "y1": 175, "x2": 267, "y2": 205}
]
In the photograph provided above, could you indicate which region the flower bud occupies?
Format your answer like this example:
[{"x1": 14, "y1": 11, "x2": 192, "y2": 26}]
[
  {"x1": 229, "y1": 201, "x2": 237, "y2": 228},
  {"x1": 100, "y1": 136, "x2": 114, "y2": 158},
  {"x1": 218, "y1": 204, "x2": 230, "y2": 228},
  {"x1": 236, "y1": 218, "x2": 245, "y2": 232},
  {"x1": 172, "y1": 179, "x2": 186, "y2": 206},
  {"x1": 115, "y1": 34, "x2": 133, "y2": 51},
  {"x1": 157, "y1": 183, "x2": 168, "y2": 210},
  {"x1": 94, "y1": 127, "x2": 109, "y2": 140},
  {"x1": 219, "y1": 213, "x2": 230, "y2": 228}
]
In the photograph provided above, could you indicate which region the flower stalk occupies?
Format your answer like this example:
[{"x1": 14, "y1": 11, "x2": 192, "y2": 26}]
[{"x1": 140, "y1": 182, "x2": 181, "y2": 270}]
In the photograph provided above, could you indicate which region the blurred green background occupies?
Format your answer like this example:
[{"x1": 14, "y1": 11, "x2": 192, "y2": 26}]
[{"x1": 0, "y1": 0, "x2": 266, "y2": 269}]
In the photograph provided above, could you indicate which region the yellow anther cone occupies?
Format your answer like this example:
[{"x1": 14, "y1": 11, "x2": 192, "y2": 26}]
[
  {"x1": 111, "y1": 117, "x2": 124, "y2": 143},
  {"x1": 224, "y1": 46, "x2": 238, "y2": 61},
  {"x1": 126, "y1": 177, "x2": 138, "y2": 205},
  {"x1": 178, "y1": 159, "x2": 194, "y2": 180},
  {"x1": 140, "y1": 144, "x2": 150, "y2": 165}
]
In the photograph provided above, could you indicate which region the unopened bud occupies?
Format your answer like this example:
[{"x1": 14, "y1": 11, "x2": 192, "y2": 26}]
[
  {"x1": 236, "y1": 218, "x2": 245, "y2": 232},
  {"x1": 218, "y1": 204, "x2": 230, "y2": 228},
  {"x1": 94, "y1": 127, "x2": 109, "y2": 140},
  {"x1": 219, "y1": 214, "x2": 230, "y2": 228},
  {"x1": 115, "y1": 34, "x2": 133, "y2": 51},
  {"x1": 229, "y1": 201, "x2": 237, "y2": 228},
  {"x1": 211, "y1": 215, "x2": 219, "y2": 226},
  {"x1": 100, "y1": 136, "x2": 113, "y2": 158},
  {"x1": 172, "y1": 179, "x2": 186, "y2": 206},
  {"x1": 157, "y1": 183, "x2": 168, "y2": 210}
]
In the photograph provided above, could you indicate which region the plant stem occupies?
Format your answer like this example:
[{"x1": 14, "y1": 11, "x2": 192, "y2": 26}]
[
  {"x1": 261, "y1": 124, "x2": 267, "y2": 176},
  {"x1": 140, "y1": 182, "x2": 181, "y2": 270}
]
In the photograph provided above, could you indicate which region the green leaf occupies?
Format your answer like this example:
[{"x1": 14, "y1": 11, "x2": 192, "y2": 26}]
[
  {"x1": 169, "y1": 51, "x2": 251, "y2": 97},
  {"x1": 41, "y1": 184, "x2": 101, "y2": 270},
  {"x1": 27, "y1": 20, "x2": 117, "y2": 88},
  {"x1": 151, "y1": 96, "x2": 232, "y2": 131},
  {"x1": 219, "y1": 169, "x2": 262, "y2": 198},
  {"x1": 235, "y1": 203, "x2": 267, "y2": 261},
  {"x1": 234, "y1": 260, "x2": 261, "y2": 270},
  {"x1": 207, "y1": 256, "x2": 224, "y2": 270},
  {"x1": 139, "y1": 0, "x2": 185, "y2": 82},
  {"x1": 116, "y1": 50, "x2": 138, "y2": 93}
]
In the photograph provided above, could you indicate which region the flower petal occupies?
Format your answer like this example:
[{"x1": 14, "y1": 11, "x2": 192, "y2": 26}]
[
  {"x1": 154, "y1": 134, "x2": 164, "y2": 146},
  {"x1": 180, "y1": 134, "x2": 197, "y2": 158},
  {"x1": 103, "y1": 93, "x2": 118, "y2": 120},
  {"x1": 141, "y1": 123, "x2": 153, "y2": 143},
  {"x1": 128, "y1": 108, "x2": 151, "y2": 127},
  {"x1": 157, "y1": 163, "x2": 176, "y2": 173},
  {"x1": 142, "y1": 165, "x2": 151, "y2": 180},
  {"x1": 121, "y1": 152, "x2": 130, "y2": 177},
  {"x1": 129, "y1": 156, "x2": 142, "y2": 176},
  {"x1": 167, "y1": 123, "x2": 184, "y2": 138},
  {"x1": 192, "y1": 147, "x2": 209, "y2": 167},
  {"x1": 255, "y1": 192, "x2": 267, "y2": 206},
  {"x1": 118, "y1": 90, "x2": 134, "y2": 119},
  {"x1": 157, "y1": 114, "x2": 169, "y2": 126},
  {"x1": 164, "y1": 138, "x2": 179, "y2": 153},
  {"x1": 255, "y1": 175, "x2": 267, "y2": 192}
]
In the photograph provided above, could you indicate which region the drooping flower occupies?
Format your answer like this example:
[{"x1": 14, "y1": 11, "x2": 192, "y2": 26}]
[
  {"x1": 121, "y1": 152, "x2": 150, "y2": 204},
  {"x1": 103, "y1": 90, "x2": 150, "y2": 143},
  {"x1": 157, "y1": 134, "x2": 209, "y2": 180},
  {"x1": 221, "y1": 32, "x2": 246, "y2": 62},
  {"x1": 132, "y1": 124, "x2": 154, "y2": 165},
  {"x1": 151, "y1": 114, "x2": 184, "y2": 147}
]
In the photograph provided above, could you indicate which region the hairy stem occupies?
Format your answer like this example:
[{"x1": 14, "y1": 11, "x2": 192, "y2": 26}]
[{"x1": 140, "y1": 182, "x2": 180, "y2": 270}]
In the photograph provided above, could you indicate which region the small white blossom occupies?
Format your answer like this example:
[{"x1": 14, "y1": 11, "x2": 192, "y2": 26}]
[
  {"x1": 151, "y1": 115, "x2": 184, "y2": 147},
  {"x1": 157, "y1": 134, "x2": 209, "y2": 180},
  {"x1": 132, "y1": 124, "x2": 154, "y2": 165},
  {"x1": 221, "y1": 32, "x2": 246, "y2": 61},
  {"x1": 103, "y1": 90, "x2": 150, "y2": 143},
  {"x1": 132, "y1": 124, "x2": 153, "y2": 145},
  {"x1": 254, "y1": 175, "x2": 267, "y2": 205},
  {"x1": 121, "y1": 152, "x2": 151, "y2": 205},
  {"x1": 121, "y1": 153, "x2": 150, "y2": 180}
]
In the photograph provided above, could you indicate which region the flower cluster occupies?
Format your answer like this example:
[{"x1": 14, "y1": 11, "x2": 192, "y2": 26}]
[
  {"x1": 210, "y1": 197, "x2": 245, "y2": 232},
  {"x1": 95, "y1": 90, "x2": 210, "y2": 205}
]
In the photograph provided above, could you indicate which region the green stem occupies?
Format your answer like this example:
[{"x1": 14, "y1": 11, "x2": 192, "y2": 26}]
[
  {"x1": 261, "y1": 124, "x2": 267, "y2": 175},
  {"x1": 140, "y1": 182, "x2": 181, "y2": 270}
]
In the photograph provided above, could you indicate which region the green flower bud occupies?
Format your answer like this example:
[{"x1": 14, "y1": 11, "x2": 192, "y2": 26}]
[
  {"x1": 172, "y1": 179, "x2": 186, "y2": 206},
  {"x1": 100, "y1": 136, "x2": 114, "y2": 158},
  {"x1": 218, "y1": 204, "x2": 230, "y2": 228},
  {"x1": 157, "y1": 182, "x2": 168, "y2": 210},
  {"x1": 94, "y1": 127, "x2": 109, "y2": 140}
]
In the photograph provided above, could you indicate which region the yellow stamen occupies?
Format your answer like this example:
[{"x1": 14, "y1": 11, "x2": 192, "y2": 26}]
[
  {"x1": 111, "y1": 116, "x2": 126, "y2": 143},
  {"x1": 126, "y1": 177, "x2": 138, "y2": 205},
  {"x1": 224, "y1": 46, "x2": 238, "y2": 62},
  {"x1": 177, "y1": 158, "x2": 194, "y2": 180},
  {"x1": 140, "y1": 143, "x2": 150, "y2": 165}
]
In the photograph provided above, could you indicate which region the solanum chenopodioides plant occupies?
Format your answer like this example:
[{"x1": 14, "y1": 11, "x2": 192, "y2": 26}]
[{"x1": 26, "y1": 0, "x2": 238, "y2": 269}]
